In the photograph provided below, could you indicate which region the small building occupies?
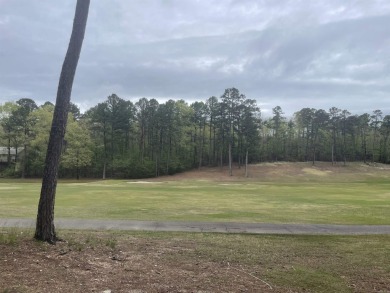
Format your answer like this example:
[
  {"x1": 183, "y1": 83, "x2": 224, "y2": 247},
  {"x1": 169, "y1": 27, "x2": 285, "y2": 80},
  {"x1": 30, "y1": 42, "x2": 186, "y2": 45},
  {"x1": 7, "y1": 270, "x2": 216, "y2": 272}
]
[{"x1": 0, "y1": 147, "x2": 24, "y2": 163}]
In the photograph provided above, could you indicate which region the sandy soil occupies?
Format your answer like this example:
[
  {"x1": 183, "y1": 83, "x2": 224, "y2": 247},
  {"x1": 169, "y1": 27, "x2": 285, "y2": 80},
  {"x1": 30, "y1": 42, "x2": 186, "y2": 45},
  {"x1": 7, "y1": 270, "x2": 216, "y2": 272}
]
[
  {"x1": 1, "y1": 233, "x2": 275, "y2": 293},
  {"x1": 151, "y1": 161, "x2": 390, "y2": 182}
]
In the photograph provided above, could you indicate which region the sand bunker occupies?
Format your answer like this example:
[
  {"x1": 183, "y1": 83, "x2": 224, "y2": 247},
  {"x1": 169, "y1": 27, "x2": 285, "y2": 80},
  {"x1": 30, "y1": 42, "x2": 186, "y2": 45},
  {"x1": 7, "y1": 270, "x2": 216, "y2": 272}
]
[
  {"x1": 302, "y1": 168, "x2": 331, "y2": 176},
  {"x1": 127, "y1": 181, "x2": 162, "y2": 184}
]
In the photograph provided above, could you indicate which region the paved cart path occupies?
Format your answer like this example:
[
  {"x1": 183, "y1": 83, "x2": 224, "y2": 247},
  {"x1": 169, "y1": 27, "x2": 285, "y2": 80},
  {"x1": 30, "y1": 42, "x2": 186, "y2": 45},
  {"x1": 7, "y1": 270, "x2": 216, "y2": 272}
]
[{"x1": 1, "y1": 218, "x2": 390, "y2": 235}]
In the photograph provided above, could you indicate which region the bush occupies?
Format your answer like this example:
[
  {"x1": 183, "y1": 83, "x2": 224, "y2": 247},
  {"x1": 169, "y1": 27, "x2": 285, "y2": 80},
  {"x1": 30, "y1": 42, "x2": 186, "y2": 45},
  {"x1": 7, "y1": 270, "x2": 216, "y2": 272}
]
[
  {"x1": 0, "y1": 165, "x2": 20, "y2": 178},
  {"x1": 112, "y1": 157, "x2": 156, "y2": 179}
]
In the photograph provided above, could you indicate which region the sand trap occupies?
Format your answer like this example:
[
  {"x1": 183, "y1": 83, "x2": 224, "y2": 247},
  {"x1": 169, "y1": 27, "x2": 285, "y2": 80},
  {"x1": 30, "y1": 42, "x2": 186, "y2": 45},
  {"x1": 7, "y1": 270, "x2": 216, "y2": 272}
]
[
  {"x1": 0, "y1": 186, "x2": 21, "y2": 190},
  {"x1": 127, "y1": 181, "x2": 163, "y2": 184},
  {"x1": 219, "y1": 183, "x2": 243, "y2": 186},
  {"x1": 66, "y1": 181, "x2": 111, "y2": 186},
  {"x1": 302, "y1": 168, "x2": 331, "y2": 176}
]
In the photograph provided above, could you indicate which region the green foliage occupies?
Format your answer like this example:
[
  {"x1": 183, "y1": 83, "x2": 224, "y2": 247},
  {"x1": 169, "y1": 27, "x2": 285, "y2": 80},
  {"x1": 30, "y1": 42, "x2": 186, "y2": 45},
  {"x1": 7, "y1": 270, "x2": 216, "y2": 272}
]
[
  {"x1": 112, "y1": 156, "x2": 156, "y2": 179},
  {"x1": 28, "y1": 104, "x2": 54, "y2": 177},
  {"x1": 0, "y1": 166, "x2": 20, "y2": 178},
  {"x1": 1, "y1": 90, "x2": 390, "y2": 179},
  {"x1": 61, "y1": 115, "x2": 93, "y2": 178}
]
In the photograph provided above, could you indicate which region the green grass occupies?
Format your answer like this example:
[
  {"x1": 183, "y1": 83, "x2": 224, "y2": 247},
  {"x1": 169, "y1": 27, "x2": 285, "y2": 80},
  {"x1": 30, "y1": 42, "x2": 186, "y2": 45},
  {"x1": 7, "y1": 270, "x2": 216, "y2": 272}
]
[
  {"x1": 183, "y1": 233, "x2": 390, "y2": 292},
  {"x1": 1, "y1": 163, "x2": 390, "y2": 224},
  {"x1": 0, "y1": 229, "x2": 19, "y2": 245}
]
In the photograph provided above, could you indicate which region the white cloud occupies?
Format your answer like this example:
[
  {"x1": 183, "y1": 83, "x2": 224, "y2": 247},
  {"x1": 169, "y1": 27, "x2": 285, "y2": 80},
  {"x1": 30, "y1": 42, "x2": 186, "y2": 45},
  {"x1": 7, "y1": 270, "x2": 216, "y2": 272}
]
[
  {"x1": 346, "y1": 63, "x2": 385, "y2": 73},
  {"x1": 1, "y1": 0, "x2": 390, "y2": 116}
]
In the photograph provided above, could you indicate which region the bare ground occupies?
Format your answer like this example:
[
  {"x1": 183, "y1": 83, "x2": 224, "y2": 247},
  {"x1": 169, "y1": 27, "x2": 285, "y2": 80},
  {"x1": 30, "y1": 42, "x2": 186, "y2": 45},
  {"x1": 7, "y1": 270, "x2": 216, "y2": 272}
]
[
  {"x1": 152, "y1": 161, "x2": 390, "y2": 182},
  {"x1": 1, "y1": 232, "x2": 277, "y2": 293}
]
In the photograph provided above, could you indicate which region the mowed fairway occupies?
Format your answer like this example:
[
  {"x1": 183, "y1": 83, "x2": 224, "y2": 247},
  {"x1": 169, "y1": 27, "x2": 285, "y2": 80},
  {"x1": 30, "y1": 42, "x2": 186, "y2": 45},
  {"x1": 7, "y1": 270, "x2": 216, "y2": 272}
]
[{"x1": 1, "y1": 162, "x2": 390, "y2": 225}]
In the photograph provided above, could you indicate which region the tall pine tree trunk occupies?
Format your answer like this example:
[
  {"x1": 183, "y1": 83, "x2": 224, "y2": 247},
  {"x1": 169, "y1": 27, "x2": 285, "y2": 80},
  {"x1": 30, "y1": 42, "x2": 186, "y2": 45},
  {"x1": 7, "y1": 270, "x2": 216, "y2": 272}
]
[
  {"x1": 21, "y1": 144, "x2": 27, "y2": 178},
  {"x1": 199, "y1": 119, "x2": 206, "y2": 169},
  {"x1": 102, "y1": 160, "x2": 106, "y2": 180},
  {"x1": 229, "y1": 141, "x2": 232, "y2": 176},
  {"x1": 208, "y1": 117, "x2": 212, "y2": 165},
  {"x1": 102, "y1": 123, "x2": 107, "y2": 179},
  {"x1": 35, "y1": 0, "x2": 90, "y2": 244},
  {"x1": 7, "y1": 138, "x2": 11, "y2": 165},
  {"x1": 245, "y1": 149, "x2": 248, "y2": 178}
]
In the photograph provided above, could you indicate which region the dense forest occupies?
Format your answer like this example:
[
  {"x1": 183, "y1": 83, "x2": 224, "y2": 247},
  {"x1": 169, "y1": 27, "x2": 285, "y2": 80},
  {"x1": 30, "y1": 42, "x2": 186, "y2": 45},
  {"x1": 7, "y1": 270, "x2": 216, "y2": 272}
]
[{"x1": 0, "y1": 88, "x2": 389, "y2": 179}]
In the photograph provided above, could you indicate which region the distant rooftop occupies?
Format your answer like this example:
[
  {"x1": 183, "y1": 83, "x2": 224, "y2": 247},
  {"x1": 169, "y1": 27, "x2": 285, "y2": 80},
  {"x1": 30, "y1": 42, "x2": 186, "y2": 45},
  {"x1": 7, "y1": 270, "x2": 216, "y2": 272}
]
[{"x1": 0, "y1": 147, "x2": 24, "y2": 155}]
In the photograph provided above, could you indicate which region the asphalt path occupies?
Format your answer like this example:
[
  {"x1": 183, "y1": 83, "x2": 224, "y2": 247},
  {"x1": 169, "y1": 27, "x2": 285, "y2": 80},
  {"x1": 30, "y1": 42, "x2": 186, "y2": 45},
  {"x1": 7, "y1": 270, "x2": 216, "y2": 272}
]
[{"x1": 1, "y1": 218, "x2": 390, "y2": 235}]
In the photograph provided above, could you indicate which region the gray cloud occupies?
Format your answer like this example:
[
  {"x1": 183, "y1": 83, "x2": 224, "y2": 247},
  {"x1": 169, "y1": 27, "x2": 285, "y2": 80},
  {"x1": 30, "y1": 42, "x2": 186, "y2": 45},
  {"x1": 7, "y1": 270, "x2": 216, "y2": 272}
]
[{"x1": 1, "y1": 0, "x2": 390, "y2": 117}]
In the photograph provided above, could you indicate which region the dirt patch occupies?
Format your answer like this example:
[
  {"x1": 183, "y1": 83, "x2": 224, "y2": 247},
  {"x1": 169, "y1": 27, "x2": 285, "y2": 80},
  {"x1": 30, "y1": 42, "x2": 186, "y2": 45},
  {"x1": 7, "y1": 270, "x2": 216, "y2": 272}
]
[
  {"x1": 127, "y1": 181, "x2": 163, "y2": 184},
  {"x1": 302, "y1": 168, "x2": 331, "y2": 176},
  {"x1": 68, "y1": 183, "x2": 121, "y2": 187},
  {"x1": 152, "y1": 162, "x2": 390, "y2": 182},
  {"x1": 0, "y1": 233, "x2": 274, "y2": 293}
]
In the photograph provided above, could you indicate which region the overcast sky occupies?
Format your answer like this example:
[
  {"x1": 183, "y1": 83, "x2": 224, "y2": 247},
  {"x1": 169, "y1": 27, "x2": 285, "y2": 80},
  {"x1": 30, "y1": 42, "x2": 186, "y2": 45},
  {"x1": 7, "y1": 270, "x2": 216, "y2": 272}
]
[{"x1": 1, "y1": 1, "x2": 390, "y2": 117}]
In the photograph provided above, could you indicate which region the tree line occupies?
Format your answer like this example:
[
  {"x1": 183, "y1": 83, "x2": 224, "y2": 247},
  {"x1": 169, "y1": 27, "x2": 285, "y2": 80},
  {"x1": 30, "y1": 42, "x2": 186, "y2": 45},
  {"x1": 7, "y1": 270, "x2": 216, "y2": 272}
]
[{"x1": 0, "y1": 88, "x2": 389, "y2": 179}]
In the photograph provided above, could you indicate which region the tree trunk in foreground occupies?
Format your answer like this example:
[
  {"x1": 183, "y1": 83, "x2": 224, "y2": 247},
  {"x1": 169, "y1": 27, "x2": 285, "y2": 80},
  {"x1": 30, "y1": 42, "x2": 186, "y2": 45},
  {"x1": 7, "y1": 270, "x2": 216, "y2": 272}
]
[{"x1": 35, "y1": 0, "x2": 90, "y2": 244}]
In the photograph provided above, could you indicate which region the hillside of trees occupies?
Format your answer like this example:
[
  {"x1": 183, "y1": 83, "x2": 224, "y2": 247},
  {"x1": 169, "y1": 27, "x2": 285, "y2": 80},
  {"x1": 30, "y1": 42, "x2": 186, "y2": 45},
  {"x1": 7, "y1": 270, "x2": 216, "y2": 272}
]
[{"x1": 0, "y1": 88, "x2": 389, "y2": 179}]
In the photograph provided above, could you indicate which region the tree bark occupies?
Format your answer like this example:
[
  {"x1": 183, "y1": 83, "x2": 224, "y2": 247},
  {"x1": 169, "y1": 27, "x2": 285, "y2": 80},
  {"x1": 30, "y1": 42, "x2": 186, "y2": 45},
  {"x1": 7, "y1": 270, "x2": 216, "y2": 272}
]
[
  {"x1": 199, "y1": 118, "x2": 206, "y2": 169},
  {"x1": 245, "y1": 149, "x2": 248, "y2": 178},
  {"x1": 21, "y1": 144, "x2": 27, "y2": 178},
  {"x1": 103, "y1": 121, "x2": 107, "y2": 179},
  {"x1": 35, "y1": 0, "x2": 90, "y2": 244},
  {"x1": 7, "y1": 138, "x2": 11, "y2": 165},
  {"x1": 102, "y1": 160, "x2": 106, "y2": 179},
  {"x1": 331, "y1": 144, "x2": 334, "y2": 165},
  {"x1": 229, "y1": 141, "x2": 232, "y2": 176}
]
